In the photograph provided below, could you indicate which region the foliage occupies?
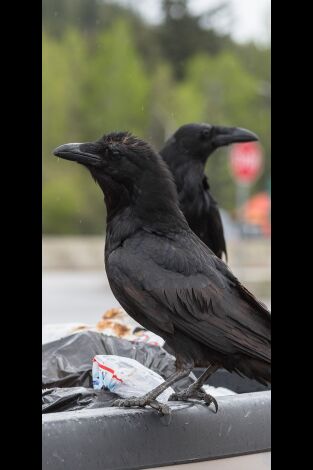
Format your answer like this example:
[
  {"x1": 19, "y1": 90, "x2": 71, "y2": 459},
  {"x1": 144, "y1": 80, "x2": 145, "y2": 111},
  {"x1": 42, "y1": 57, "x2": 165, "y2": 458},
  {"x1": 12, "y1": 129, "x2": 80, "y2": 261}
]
[{"x1": 42, "y1": 0, "x2": 271, "y2": 234}]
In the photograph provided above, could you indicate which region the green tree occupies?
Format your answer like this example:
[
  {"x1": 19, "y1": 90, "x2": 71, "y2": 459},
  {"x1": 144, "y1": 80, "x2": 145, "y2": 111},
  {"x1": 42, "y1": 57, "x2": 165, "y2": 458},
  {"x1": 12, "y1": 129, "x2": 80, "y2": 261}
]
[
  {"x1": 81, "y1": 20, "x2": 150, "y2": 138},
  {"x1": 42, "y1": 30, "x2": 105, "y2": 234},
  {"x1": 42, "y1": 22, "x2": 151, "y2": 234}
]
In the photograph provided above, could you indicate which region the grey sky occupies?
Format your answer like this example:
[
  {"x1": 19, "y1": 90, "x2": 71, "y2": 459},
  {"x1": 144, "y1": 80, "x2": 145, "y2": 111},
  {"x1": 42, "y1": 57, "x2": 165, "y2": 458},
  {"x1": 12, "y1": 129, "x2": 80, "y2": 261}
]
[{"x1": 117, "y1": 0, "x2": 271, "y2": 44}]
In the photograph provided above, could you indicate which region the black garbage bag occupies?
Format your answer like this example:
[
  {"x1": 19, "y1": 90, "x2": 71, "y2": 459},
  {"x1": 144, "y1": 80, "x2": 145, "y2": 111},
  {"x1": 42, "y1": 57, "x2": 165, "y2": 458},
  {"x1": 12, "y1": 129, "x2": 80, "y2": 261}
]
[
  {"x1": 42, "y1": 387, "x2": 119, "y2": 413},
  {"x1": 42, "y1": 330, "x2": 195, "y2": 391}
]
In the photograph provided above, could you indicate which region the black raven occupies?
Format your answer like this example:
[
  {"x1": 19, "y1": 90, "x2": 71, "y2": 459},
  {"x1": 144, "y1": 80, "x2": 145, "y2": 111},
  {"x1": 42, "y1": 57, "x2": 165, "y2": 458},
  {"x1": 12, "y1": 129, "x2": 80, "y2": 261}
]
[
  {"x1": 160, "y1": 123, "x2": 258, "y2": 260},
  {"x1": 54, "y1": 132, "x2": 271, "y2": 415}
]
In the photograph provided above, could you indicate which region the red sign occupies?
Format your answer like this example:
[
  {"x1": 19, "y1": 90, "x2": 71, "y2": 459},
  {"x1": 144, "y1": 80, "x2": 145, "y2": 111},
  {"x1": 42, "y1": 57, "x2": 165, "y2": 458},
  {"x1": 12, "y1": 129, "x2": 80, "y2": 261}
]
[{"x1": 229, "y1": 142, "x2": 263, "y2": 184}]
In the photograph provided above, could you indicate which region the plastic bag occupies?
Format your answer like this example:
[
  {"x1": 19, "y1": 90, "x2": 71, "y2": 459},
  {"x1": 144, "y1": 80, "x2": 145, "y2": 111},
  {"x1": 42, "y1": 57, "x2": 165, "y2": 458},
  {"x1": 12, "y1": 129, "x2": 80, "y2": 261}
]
[
  {"x1": 93, "y1": 355, "x2": 175, "y2": 402},
  {"x1": 42, "y1": 330, "x2": 196, "y2": 391},
  {"x1": 42, "y1": 387, "x2": 118, "y2": 413}
]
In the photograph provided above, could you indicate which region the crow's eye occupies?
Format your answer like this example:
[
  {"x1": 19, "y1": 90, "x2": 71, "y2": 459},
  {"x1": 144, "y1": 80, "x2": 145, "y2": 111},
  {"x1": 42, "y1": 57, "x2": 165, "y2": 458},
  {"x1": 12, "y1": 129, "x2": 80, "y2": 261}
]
[
  {"x1": 200, "y1": 128, "x2": 211, "y2": 140},
  {"x1": 103, "y1": 147, "x2": 110, "y2": 159},
  {"x1": 105, "y1": 145, "x2": 121, "y2": 161},
  {"x1": 111, "y1": 150, "x2": 121, "y2": 160}
]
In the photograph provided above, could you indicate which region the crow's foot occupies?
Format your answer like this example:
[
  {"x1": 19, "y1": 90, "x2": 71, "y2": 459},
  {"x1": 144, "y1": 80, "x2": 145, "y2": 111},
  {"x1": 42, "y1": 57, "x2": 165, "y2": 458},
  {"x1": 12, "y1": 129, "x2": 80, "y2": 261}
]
[
  {"x1": 112, "y1": 396, "x2": 171, "y2": 415},
  {"x1": 169, "y1": 389, "x2": 218, "y2": 412}
]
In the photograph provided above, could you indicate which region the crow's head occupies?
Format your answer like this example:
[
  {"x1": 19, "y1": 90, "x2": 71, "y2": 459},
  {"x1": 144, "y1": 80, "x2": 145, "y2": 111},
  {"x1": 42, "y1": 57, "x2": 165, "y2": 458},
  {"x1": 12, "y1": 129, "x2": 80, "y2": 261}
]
[
  {"x1": 54, "y1": 132, "x2": 161, "y2": 181},
  {"x1": 53, "y1": 132, "x2": 180, "y2": 219},
  {"x1": 165, "y1": 123, "x2": 258, "y2": 163}
]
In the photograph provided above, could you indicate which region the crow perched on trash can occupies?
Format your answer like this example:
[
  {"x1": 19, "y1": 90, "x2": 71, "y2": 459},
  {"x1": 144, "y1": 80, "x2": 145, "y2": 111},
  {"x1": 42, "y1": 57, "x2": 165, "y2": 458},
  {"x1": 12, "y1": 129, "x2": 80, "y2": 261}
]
[
  {"x1": 54, "y1": 132, "x2": 271, "y2": 415},
  {"x1": 160, "y1": 123, "x2": 258, "y2": 261}
]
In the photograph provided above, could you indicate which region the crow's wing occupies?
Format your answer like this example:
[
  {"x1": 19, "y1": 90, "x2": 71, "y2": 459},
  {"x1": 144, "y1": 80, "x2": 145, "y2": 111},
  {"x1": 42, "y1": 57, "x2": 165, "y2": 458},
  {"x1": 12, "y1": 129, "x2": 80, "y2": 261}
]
[
  {"x1": 107, "y1": 230, "x2": 270, "y2": 363},
  {"x1": 181, "y1": 176, "x2": 227, "y2": 260},
  {"x1": 199, "y1": 176, "x2": 227, "y2": 260},
  {"x1": 203, "y1": 190, "x2": 227, "y2": 261}
]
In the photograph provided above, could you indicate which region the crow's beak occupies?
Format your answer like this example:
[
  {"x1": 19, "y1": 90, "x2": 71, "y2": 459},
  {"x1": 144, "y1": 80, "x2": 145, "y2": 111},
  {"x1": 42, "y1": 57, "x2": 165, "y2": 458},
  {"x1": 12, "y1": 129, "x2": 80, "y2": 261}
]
[
  {"x1": 212, "y1": 126, "x2": 258, "y2": 148},
  {"x1": 53, "y1": 143, "x2": 101, "y2": 166}
]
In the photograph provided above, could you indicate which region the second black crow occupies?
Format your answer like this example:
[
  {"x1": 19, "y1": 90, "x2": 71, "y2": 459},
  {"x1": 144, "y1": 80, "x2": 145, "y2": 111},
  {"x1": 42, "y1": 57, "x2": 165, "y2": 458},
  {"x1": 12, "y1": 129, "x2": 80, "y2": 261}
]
[{"x1": 160, "y1": 123, "x2": 258, "y2": 260}]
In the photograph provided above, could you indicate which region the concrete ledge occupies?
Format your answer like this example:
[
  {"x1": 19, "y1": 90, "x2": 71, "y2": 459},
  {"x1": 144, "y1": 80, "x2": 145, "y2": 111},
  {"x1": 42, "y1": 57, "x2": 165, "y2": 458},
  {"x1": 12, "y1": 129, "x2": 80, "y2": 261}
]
[{"x1": 42, "y1": 391, "x2": 271, "y2": 470}]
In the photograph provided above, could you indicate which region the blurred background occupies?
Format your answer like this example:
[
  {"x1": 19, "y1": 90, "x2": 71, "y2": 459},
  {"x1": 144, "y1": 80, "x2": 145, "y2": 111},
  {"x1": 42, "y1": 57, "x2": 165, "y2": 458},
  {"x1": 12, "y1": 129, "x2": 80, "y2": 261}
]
[{"x1": 42, "y1": 0, "x2": 271, "y2": 326}]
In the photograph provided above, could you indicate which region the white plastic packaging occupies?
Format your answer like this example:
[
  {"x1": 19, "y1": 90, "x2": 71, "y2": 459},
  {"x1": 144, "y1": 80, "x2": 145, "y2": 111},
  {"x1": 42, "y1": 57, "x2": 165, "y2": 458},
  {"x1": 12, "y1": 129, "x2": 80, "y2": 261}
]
[
  {"x1": 131, "y1": 329, "x2": 165, "y2": 347},
  {"x1": 92, "y1": 355, "x2": 174, "y2": 402}
]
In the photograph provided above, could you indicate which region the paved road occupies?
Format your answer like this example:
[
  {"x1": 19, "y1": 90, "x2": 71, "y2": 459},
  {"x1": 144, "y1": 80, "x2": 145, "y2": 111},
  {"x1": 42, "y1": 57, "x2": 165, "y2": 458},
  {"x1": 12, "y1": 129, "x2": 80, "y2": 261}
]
[
  {"x1": 43, "y1": 270, "x2": 271, "y2": 325},
  {"x1": 43, "y1": 271, "x2": 120, "y2": 325}
]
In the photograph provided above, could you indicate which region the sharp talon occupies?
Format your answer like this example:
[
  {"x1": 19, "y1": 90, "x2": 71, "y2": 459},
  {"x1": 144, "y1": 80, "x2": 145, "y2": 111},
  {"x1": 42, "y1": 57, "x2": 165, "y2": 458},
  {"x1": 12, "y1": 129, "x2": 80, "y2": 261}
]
[
  {"x1": 148, "y1": 400, "x2": 157, "y2": 410},
  {"x1": 212, "y1": 397, "x2": 218, "y2": 413},
  {"x1": 161, "y1": 404, "x2": 171, "y2": 415},
  {"x1": 203, "y1": 394, "x2": 218, "y2": 412},
  {"x1": 150, "y1": 400, "x2": 171, "y2": 416}
]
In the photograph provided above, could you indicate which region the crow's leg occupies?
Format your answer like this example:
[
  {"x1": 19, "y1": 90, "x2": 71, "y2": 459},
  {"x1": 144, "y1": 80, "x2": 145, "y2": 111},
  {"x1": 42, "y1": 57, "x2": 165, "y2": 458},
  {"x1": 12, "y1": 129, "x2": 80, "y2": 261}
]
[
  {"x1": 112, "y1": 367, "x2": 192, "y2": 415},
  {"x1": 169, "y1": 363, "x2": 219, "y2": 412}
]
